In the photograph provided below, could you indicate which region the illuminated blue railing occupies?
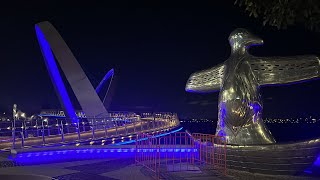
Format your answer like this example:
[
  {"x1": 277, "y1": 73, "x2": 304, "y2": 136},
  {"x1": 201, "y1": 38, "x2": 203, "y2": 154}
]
[{"x1": 10, "y1": 147, "x2": 197, "y2": 165}]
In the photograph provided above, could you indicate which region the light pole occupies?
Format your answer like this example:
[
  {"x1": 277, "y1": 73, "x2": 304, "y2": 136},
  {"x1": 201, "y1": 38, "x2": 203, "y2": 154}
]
[
  {"x1": 12, "y1": 104, "x2": 17, "y2": 149},
  {"x1": 43, "y1": 118, "x2": 49, "y2": 136},
  {"x1": 21, "y1": 113, "x2": 27, "y2": 138}
]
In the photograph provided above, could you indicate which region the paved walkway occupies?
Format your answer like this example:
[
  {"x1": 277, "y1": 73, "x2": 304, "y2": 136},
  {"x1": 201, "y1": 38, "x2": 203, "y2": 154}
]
[
  {"x1": 1, "y1": 150, "x2": 317, "y2": 180},
  {"x1": 0, "y1": 158, "x2": 152, "y2": 179},
  {"x1": 0, "y1": 149, "x2": 234, "y2": 180}
]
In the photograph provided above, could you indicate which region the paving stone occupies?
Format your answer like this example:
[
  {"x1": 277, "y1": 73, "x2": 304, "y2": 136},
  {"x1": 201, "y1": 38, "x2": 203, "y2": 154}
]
[{"x1": 54, "y1": 172, "x2": 118, "y2": 180}]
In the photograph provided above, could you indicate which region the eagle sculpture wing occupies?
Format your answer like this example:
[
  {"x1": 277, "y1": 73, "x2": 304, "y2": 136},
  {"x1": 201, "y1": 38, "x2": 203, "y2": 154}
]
[
  {"x1": 185, "y1": 63, "x2": 225, "y2": 93},
  {"x1": 249, "y1": 55, "x2": 320, "y2": 86}
]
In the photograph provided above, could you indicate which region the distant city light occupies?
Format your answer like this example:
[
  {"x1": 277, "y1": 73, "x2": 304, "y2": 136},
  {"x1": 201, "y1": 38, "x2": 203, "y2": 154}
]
[{"x1": 179, "y1": 117, "x2": 320, "y2": 124}]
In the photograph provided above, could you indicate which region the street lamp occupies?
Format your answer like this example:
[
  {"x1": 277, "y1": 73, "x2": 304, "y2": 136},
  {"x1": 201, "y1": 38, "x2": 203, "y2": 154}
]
[{"x1": 20, "y1": 112, "x2": 27, "y2": 138}]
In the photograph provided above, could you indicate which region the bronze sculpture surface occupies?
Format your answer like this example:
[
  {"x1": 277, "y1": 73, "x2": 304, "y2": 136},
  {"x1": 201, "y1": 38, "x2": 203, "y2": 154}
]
[{"x1": 186, "y1": 28, "x2": 320, "y2": 145}]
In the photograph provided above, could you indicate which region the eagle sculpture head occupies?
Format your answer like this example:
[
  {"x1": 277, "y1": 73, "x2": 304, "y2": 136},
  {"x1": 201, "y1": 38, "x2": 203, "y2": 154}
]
[{"x1": 228, "y1": 28, "x2": 264, "y2": 50}]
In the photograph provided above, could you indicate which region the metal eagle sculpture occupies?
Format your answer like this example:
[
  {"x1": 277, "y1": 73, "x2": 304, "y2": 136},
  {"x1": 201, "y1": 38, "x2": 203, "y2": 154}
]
[{"x1": 185, "y1": 28, "x2": 320, "y2": 145}]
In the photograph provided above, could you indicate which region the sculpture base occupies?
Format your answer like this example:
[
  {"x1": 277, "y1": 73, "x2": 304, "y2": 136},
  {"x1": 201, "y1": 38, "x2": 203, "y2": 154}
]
[
  {"x1": 226, "y1": 138, "x2": 320, "y2": 175},
  {"x1": 219, "y1": 120, "x2": 275, "y2": 145}
]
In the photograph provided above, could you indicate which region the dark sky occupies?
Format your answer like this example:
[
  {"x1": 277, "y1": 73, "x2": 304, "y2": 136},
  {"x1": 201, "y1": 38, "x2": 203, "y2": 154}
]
[{"x1": 0, "y1": 1, "x2": 320, "y2": 118}]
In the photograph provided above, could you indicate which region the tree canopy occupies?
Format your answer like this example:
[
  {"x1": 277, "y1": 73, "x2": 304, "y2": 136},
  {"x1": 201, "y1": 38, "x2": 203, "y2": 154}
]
[{"x1": 234, "y1": 0, "x2": 320, "y2": 31}]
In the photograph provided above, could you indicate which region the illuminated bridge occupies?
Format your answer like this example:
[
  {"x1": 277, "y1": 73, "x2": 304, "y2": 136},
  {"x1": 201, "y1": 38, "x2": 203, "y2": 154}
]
[
  {"x1": 0, "y1": 22, "x2": 181, "y2": 150},
  {"x1": 0, "y1": 21, "x2": 181, "y2": 151},
  {"x1": 0, "y1": 112, "x2": 180, "y2": 150}
]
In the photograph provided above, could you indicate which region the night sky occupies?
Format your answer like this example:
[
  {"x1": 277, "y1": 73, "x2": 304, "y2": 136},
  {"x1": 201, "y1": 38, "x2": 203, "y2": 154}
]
[{"x1": 0, "y1": 1, "x2": 320, "y2": 118}]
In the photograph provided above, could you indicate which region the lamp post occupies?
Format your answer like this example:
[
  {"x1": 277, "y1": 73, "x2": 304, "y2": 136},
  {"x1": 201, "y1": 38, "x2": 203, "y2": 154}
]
[
  {"x1": 12, "y1": 104, "x2": 17, "y2": 149},
  {"x1": 12, "y1": 114, "x2": 18, "y2": 149},
  {"x1": 43, "y1": 118, "x2": 49, "y2": 136},
  {"x1": 21, "y1": 113, "x2": 27, "y2": 138}
]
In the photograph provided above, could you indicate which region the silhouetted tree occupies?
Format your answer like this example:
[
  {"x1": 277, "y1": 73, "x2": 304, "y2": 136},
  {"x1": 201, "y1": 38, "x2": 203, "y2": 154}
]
[{"x1": 235, "y1": 0, "x2": 320, "y2": 31}]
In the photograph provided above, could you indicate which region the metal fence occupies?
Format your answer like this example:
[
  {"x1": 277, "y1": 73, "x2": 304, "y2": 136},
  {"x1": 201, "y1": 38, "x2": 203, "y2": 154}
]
[
  {"x1": 135, "y1": 132, "x2": 227, "y2": 179},
  {"x1": 135, "y1": 132, "x2": 160, "y2": 177},
  {"x1": 193, "y1": 133, "x2": 227, "y2": 175},
  {"x1": 0, "y1": 112, "x2": 180, "y2": 149}
]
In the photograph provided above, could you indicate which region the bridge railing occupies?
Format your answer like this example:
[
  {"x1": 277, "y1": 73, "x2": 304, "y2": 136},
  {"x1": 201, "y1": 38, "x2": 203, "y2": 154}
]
[{"x1": 0, "y1": 112, "x2": 180, "y2": 149}]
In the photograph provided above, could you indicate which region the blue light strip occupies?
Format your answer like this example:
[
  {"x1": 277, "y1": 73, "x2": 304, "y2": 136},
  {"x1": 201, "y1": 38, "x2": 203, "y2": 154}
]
[
  {"x1": 15, "y1": 148, "x2": 197, "y2": 157},
  {"x1": 11, "y1": 148, "x2": 197, "y2": 164},
  {"x1": 113, "y1": 127, "x2": 183, "y2": 145},
  {"x1": 35, "y1": 25, "x2": 78, "y2": 124}
]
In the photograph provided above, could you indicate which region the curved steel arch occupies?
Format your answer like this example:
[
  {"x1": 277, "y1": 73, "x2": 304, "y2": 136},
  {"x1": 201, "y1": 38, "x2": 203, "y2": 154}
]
[
  {"x1": 96, "y1": 68, "x2": 114, "y2": 94},
  {"x1": 96, "y1": 68, "x2": 115, "y2": 110},
  {"x1": 35, "y1": 21, "x2": 109, "y2": 121},
  {"x1": 35, "y1": 25, "x2": 78, "y2": 123}
]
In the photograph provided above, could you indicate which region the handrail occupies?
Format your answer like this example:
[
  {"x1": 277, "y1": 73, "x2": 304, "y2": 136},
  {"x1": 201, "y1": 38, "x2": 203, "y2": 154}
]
[{"x1": 0, "y1": 112, "x2": 180, "y2": 149}]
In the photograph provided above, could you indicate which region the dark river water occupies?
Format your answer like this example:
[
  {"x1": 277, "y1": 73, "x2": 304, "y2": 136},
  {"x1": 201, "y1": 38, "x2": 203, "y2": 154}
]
[{"x1": 180, "y1": 121, "x2": 320, "y2": 143}]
